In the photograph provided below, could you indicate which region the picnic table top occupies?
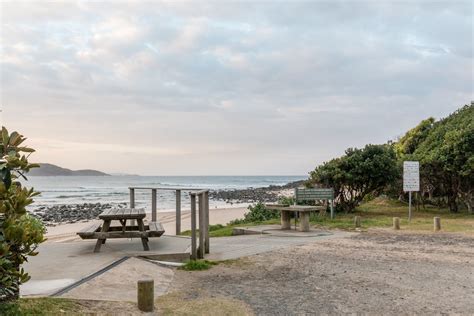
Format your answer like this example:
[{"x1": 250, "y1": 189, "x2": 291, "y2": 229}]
[
  {"x1": 99, "y1": 208, "x2": 146, "y2": 220},
  {"x1": 264, "y1": 204, "x2": 324, "y2": 212}
]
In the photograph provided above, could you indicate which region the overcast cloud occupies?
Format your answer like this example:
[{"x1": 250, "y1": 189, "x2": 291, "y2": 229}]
[{"x1": 0, "y1": 1, "x2": 472, "y2": 175}]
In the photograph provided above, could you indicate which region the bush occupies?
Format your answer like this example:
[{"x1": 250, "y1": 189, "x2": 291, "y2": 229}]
[
  {"x1": 229, "y1": 202, "x2": 279, "y2": 225},
  {"x1": 0, "y1": 127, "x2": 45, "y2": 302},
  {"x1": 278, "y1": 195, "x2": 294, "y2": 205},
  {"x1": 180, "y1": 260, "x2": 217, "y2": 271},
  {"x1": 309, "y1": 144, "x2": 399, "y2": 212}
]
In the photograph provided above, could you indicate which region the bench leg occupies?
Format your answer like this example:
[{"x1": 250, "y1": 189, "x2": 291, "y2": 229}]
[
  {"x1": 94, "y1": 220, "x2": 111, "y2": 253},
  {"x1": 281, "y1": 211, "x2": 291, "y2": 230},
  {"x1": 299, "y1": 212, "x2": 310, "y2": 232},
  {"x1": 137, "y1": 219, "x2": 150, "y2": 251}
]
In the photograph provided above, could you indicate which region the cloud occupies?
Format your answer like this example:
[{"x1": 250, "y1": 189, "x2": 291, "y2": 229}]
[{"x1": 0, "y1": 1, "x2": 472, "y2": 175}]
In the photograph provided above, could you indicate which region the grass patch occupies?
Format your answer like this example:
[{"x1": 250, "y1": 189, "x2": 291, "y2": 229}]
[
  {"x1": 180, "y1": 259, "x2": 218, "y2": 271},
  {"x1": 182, "y1": 198, "x2": 473, "y2": 237},
  {"x1": 0, "y1": 297, "x2": 83, "y2": 316},
  {"x1": 310, "y1": 197, "x2": 474, "y2": 233}
]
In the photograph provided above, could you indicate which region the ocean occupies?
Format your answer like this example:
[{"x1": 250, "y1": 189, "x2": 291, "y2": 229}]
[{"x1": 24, "y1": 175, "x2": 306, "y2": 211}]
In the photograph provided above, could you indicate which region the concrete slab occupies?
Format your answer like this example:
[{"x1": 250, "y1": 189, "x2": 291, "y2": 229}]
[
  {"x1": 233, "y1": 224, "x2": 334, "y2": 237},
  {"x1": 21, "y1": 236, "x2": 191, "y2": 297},
  {"x1": 207, "y1": 230, "x2": 354, "y2": 261}
]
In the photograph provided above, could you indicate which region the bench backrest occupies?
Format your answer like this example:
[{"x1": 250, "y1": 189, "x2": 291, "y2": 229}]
[{"x1": 295, "y1": 188, "x2": 334, "y2": 203}]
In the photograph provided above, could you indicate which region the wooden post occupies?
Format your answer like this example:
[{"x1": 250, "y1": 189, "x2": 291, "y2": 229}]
[
  {"x1": 151, "y1": 189, "x2": 157, "y2": 222},
  {"x1": 393, "y1": 217, "x2": 400, "y2": 230},
  {"x1": 204, "y1": 191, "x2": 210, "y2": 254},
  {"x1": 175, "y1": 190, "x2": 181, "y2": 235},
  {"x1": 354, "y1": 216, "x2": 361, "y2": 228},
  {"x1": 129, "y1": 188, "x2": 135, "y2": 208},
  {"x1": 130, "y1": 188, "x2": 136, "y2": 226},
  {"x1": 198, "y1": 194, "x2": 205, "y2": 259},
  {"x1": 434, "y1": 217, "x2": 441, "y2": 231},
  {"x1": 190, "y1": 194, "x2": 197, "y2": 260},
  {"x1": 137, "y1": 279, "x2": 154, "y2": 312}
]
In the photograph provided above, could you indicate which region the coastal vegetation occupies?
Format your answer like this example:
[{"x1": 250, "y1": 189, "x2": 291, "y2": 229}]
[
  {"x1": 0, "y1": 127, "x2": 45, "y2": 302},
  {"x1": 310, "y1": 103, "x2": 473, "y2": 214},
  {"x1": 180, "y1": 259, "x2": 217, "y2": 271},
  {"x1": 309, "y1": 144, "x2": 399, "y2": 212}
]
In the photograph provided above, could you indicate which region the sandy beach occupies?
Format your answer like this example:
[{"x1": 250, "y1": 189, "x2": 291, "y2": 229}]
[{"x1": 45, "y1": 206, "x2": 249, "y2": 241}]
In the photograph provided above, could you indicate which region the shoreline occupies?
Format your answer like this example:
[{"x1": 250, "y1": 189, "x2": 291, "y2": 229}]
[
  {"x1": 45, "y1": 206, "x2": 249, "y2": 241},
  {"x1": 31, "y1": 182, "x2": 299, "y2": 226}
]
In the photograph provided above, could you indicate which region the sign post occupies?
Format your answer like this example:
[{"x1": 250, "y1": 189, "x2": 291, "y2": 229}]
[{"x1": 403, "y1": 161, "x2": 420, "y2": 221}]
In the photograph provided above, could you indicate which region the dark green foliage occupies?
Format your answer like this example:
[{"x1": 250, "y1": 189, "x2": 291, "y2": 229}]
[
  {"x1": 309, "y1": 144, "x2": 399, "y2": 212},
  {"x1": 180, "y1": 260, "x2": 217, "y2": 271},
  {"x1": 409, "y1": 104, "x2": 473, "y2": 212},
  {"x1": 229, "y1": 202, "x2": 279, "y2": 225},
  {"x1": 208, "y1": 224, "x2": 224, "y2": 231},
  {"x1": 278, "y1": 195, "x2": 295, "y2": 206},
  {"x1": 0, "y1": 127, "x2": 45, "y2": 302}
]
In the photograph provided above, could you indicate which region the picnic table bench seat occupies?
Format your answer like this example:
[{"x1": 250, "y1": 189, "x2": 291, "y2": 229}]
[
  {"x1": 77, "y1": 221, "x2": 165, "y2": 239},
  {"x1": 77, "y1": 208, "x2": 165, "y2": 252}
]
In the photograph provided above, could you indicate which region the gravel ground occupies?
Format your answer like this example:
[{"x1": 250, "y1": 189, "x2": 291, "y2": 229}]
[{"x1": 170, "y1": 230, "x2": 474, "y2": 315}]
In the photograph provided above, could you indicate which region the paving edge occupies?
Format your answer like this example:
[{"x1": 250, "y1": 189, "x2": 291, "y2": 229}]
[{"x1": 50, "y1": 256, "x2": 130, "y2": 297}]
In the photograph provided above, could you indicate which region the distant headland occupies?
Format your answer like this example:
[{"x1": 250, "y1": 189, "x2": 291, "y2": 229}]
[{"x1": 29, "y1": 163, "x2": 109, "y2": 176}]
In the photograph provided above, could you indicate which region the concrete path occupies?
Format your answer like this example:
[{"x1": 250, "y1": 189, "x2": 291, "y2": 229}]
[
  {"x1": 207, "y1": 229, "x2": 353, "y2": 261},
  {"x1": 21, "y1": 228, "x2": 354, "y2": 301}
]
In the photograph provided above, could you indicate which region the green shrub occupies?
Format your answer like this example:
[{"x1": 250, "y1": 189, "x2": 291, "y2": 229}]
[
  {"x1": 209, "y1": 224, "x2": 224, "y2": 231},
  {"x1": 278, "y1": 195, "x2": 294, "y2": 205},
  {"x1": 0, "y1": 127, "x2": 45, "y2": 302},
  {"x1": 180, "y1": 260, "x2": 217, "y2": 271},
  {"x1": 229, "y1": 202, "x2": 279, "y2": 225},
  {"x1": 309, "y1": 144, "x2": 399, "y2": 213}
]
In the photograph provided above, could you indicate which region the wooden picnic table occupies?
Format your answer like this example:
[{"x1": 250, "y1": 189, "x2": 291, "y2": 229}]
[
  {"x1": 265, "y1": 204, "x2": 324, "y2": 232},
  {"x1": 77, "y1": 208, "x2": 165, "y2": 252}
]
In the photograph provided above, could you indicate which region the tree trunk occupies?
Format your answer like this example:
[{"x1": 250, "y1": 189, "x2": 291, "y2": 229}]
[{"x1": 448, "y1": 194, "x2": 458, "y2": 213}]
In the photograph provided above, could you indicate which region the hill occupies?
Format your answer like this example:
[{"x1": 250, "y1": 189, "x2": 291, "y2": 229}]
[{"x1": 29, "y1": 163, "x2": 109, "y2": 176}]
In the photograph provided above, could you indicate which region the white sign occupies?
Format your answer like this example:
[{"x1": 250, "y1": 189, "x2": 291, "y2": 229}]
[{"x1": 403, "y1": 161, "x2": 420, "y2": 192}]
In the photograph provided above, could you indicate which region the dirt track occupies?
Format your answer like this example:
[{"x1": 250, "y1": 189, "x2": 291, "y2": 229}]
[{"x1": 171, "y1": 230, "x2": 474, "y2": 315}]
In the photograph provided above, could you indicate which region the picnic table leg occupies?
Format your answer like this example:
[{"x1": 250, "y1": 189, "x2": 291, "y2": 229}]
[
  {"x1": 94, "y1": 220, "x2": 110, "y2": 252},
  {"x1": 281, "y1": 211, "x2": 291, "y2": 230},
  {"x1": 137, "y1": 219, "x2": 150, "y2": 251},
  {"x1": 299, "y1": 212, "x2": 310, "y2": 232}
]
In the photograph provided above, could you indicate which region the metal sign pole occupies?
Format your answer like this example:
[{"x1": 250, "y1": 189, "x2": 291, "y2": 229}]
[{"x1": 408, "y1": 191, "x2": 412, "y2": 222}]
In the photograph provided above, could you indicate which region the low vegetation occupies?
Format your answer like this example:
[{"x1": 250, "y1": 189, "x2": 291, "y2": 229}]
[
  {"x1": 180, "y1": 259, "x2": 217, "y2": 271},
  {"x1": 190, "y1": 197, "x2": 474, "y2": 238},
  {"x1": 0, "y1": 297, "x2": 82, "y2": 315}
]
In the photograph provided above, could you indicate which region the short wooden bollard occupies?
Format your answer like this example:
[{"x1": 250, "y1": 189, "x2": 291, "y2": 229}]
[
  {"x1": 434, "y1": 217, "x2": 441, "y2": 232},
  {"x1": 137, "y1": 279, "x2": 154, "y2": 312},
  {"x1": 393, "y1": 217, "x2": 400, "y2": 230},
  {"x1": 354, "y1": 216, "x2": 361, "y2": 228}
]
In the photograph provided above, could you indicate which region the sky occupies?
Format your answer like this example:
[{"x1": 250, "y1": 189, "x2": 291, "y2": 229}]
[{"x1": 0, "y1": 1, "x2": 472, "y2": 176}]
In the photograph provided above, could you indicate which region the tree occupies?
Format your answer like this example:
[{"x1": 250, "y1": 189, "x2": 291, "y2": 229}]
[
  {"x1": 0, "y1": 127, "x2": 45, "y2": 301},
  {"x1": 309, "y1": 144, "x2": 399, "y2": 212},
  {"x1": 411, "y1": 104, "x2": 474, "y2": 212}
]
